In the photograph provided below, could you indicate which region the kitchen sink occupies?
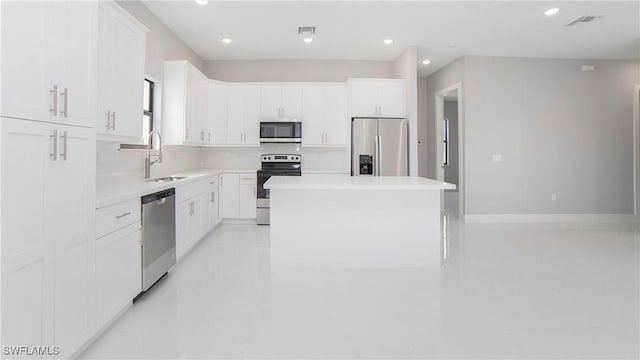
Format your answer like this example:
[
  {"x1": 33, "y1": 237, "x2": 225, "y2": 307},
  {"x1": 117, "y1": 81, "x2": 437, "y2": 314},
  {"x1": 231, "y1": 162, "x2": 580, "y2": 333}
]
[{"x1": 147, "y1": 176, "x2": 187, "y2": 183}]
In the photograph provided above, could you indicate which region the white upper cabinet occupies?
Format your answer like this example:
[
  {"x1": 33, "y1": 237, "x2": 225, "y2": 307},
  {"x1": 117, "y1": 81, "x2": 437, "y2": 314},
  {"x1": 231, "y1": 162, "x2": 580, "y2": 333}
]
[
  {"x1": 208, "y1": 81, "x2": 228, "y2": 145},
  {"x1": 302, "y1": 84, "x2": 349, "y2": 146},
  {"x1": 227, "y1": 85, "x2": 260, "y2": 146},
  {"x1": 97, "y1": 1, "x2": 147, "y2": 139},
  {"x1": 349, "y1": 79, "x2": 406, "y2": 118},
  {"x1": 163, "y1": 61, "x2": 209, "y2": 145},
  {"x1": 260, "y1": 85, "x2": 303, "y2": 118},
  {"x1": 0, "y1": 1, "x2": 98, "y2": 127}
]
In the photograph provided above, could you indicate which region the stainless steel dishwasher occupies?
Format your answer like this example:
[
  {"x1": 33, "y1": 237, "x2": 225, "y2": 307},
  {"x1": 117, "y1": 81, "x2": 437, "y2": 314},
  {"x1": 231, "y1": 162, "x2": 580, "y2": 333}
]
[{"x1": 141, "y1": 188, "x2": 176, "y2": 292}]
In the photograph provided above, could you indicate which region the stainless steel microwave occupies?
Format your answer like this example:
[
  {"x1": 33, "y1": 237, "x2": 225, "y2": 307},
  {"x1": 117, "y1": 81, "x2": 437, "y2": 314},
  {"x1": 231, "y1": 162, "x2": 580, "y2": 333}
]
[{"x1": 259, "y1": 120, "x2": 302, "y2": 143}]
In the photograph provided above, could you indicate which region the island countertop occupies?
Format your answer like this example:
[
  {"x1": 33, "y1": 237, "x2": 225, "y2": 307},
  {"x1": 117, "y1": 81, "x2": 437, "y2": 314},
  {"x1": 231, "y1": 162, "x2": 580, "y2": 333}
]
[{"x1": 264, "y1": 174, "x2": 456, "y2": 191}]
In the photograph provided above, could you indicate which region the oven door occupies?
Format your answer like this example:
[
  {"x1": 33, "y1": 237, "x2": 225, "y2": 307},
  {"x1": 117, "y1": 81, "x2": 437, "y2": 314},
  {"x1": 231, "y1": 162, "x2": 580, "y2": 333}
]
[
  {"x1": 257, "y1": 171, "x2": 301, "y2": 204},
  {"x1": 259, "y1": 122, "x2": 302, "y2": 143}
]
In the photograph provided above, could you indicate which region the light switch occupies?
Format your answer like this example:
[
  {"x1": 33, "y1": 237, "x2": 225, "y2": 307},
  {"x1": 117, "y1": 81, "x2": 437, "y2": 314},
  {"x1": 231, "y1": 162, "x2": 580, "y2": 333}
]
[{"x1": 491, "y1": 154, "x2": 503, "y2": 163}]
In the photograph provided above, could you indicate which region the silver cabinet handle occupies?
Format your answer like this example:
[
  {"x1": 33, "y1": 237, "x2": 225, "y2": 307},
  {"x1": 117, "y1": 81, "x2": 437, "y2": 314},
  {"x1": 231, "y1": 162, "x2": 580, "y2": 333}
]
[
  {"x1": 59, "y1": 130, "x2": 68, "y2": 161},
  {"x1": 208, "y1": 132, "x2": 211, "y2": 142},
  {"x1": 253, "y1": 186, "x2": 256, "y2": 197},
  {"x1": 50, "y1": 85, "x2": 58, "y2": 116},
  {"x1": 105, "y1": 110, "x2": 111, "y2": 129},
  {"x1": 185, "y1": 127, "x2": 189, "y2": 140},
  {"x1": 189, "y1": 202, "x2": 194, "y2": 216},
  {"x1": 50, "y1": 129, "x2": 58, "y2": 161},
  {"x1": 200, "y1": 131, "x2": 204, "y2": 141},
  {"x1": 111, "y1": 112, "x2": 116, "y2": 130},
  {"x1": 210, "y1": 192, "x2": 215, "y2": 202},
  {"x1": 115, "y1": 211, "x2": 131, "y2": 219},
  {"x1": 60, "y1": 88, "x2": 68, "y2": 118}
]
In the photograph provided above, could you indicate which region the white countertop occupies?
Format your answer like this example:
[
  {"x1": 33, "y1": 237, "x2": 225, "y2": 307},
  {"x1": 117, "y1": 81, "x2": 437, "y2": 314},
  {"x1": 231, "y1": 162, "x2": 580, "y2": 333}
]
[
  {"x1": 264, "y1": 174, "x2": 456, "y2": 191},
  {"x1": 96, "y1": 168, "x2": 256, "y2": 208}
]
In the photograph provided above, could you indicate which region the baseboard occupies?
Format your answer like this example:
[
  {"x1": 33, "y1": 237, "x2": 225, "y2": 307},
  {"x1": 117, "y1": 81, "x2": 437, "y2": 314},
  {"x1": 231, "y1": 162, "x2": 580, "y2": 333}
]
[
  {"x1": 462, "y1": 213, "x2": 640, "y2": 224},
  {"x1": 71, "y1": 302, "x2": 133, "y2": 359}
]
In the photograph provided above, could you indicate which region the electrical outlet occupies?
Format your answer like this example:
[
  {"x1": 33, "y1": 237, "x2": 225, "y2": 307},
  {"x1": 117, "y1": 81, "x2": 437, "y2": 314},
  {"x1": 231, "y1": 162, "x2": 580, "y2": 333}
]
[{"x1": 551, "y1": 193, "x2": 557, "y2": 202}]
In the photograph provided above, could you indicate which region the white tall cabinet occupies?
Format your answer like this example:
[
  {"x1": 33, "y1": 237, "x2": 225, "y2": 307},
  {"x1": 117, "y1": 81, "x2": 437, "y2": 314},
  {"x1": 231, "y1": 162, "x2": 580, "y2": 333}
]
[
  {"x1": 96, "y1": 1, "x2": 147, "y2": 139},
  {"x1": 0, "y1": 1, "x2": 98, "y2": 127},
  {"x1": 1, "y1": 1, "x2": 97, "y2": 358},
  {"x1": 1, "y1": 118, "x2": 96, "y2": 359}
]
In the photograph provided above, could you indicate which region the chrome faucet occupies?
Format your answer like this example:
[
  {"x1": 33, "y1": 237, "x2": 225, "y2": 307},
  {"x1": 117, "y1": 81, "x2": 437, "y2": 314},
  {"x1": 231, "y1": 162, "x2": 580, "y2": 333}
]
[{"x1": 144, "y1": 130, "x2": 163, "y2": 179}]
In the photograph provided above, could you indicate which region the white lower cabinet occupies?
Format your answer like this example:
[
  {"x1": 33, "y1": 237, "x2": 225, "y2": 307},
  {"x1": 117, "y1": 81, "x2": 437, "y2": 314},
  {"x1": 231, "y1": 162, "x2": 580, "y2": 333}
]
[
  {"x1": 95, "y1": 222, "x2": 141, "y2": 328},
  {"x1": 176, "y1": 176, "x2": 220, "y2": 259},
  {"x1": 221, "y1": 173, "x2": 256, "y2": 220},
  {"x1": 1, "y1": 117, "x2": 95, "y2": 358}
]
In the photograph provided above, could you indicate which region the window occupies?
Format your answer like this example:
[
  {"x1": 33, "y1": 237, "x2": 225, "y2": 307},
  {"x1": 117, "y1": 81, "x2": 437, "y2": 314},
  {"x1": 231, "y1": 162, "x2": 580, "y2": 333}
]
[
  {"x1": 443, "y1": 118, "x2": 449, "y2": 165},
  {"x1": 143, "y1": 78, "x2": 154, "y2": 145}
]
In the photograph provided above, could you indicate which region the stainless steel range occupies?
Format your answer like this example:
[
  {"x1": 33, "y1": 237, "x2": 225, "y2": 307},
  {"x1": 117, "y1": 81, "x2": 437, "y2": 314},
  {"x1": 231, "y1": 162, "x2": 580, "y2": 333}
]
[{"x1": 257, "y1": 154, "x2": 301, "y2": 225}]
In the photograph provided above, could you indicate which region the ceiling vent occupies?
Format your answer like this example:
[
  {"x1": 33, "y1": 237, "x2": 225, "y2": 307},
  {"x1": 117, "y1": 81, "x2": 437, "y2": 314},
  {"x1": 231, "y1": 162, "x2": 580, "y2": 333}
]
[
  {"x1": 566, "y1": 16, "x2": 603, "y2": 27},
  {"x1": 298, "y1": 26, "x2": 316, "y2": 36}
]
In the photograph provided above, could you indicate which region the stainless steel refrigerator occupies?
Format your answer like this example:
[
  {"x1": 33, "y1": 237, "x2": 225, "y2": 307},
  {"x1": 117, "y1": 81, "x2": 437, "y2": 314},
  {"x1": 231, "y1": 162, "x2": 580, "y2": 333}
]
[{"x1": 351, "y1": 118, "x2": 408, "y2": 176}]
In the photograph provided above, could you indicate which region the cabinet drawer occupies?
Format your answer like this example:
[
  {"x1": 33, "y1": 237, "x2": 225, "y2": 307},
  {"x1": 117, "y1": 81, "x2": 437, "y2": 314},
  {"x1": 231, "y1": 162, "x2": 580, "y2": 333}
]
[
  {"x1": 96, "y1": 198, "x2": 141, "y2": 239},
  {"x1": 176, "y1": 176, "x2": 217, "y2": 203},
  {"x1": 239, "y1": 174, "x2": 256, "y2": 185}
]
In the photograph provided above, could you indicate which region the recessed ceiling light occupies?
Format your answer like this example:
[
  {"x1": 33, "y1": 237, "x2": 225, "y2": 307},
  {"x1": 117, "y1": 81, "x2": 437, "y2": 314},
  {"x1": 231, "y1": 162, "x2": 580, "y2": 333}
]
[
  {"x1": 221, "y1": 38, "x2": 232, "y2": 44},
  {"x1": 544, "y1": 8, "x2": 560, "y2": 16},
  {"x1": 195, "y1": 0, "x2": 208, "y2": 5},
  {"x1": 448, "y1": 41, "x2": 457, "y2": 47},
  {"x1": 422, "y1": 59, "x2": 431, "y2": 65},
  {"x1": 383, "y1": 39, "x2": 393, "y2": 45},
  {"x1": 303, "y1": 37, "x2": 313, "y2": 43}
]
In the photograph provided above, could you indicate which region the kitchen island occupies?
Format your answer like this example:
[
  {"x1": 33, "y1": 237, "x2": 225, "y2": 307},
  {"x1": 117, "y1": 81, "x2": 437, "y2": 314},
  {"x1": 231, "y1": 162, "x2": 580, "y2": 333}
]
[{"x1": 264, "y1": 174, "x2": 455, "y2": 268}]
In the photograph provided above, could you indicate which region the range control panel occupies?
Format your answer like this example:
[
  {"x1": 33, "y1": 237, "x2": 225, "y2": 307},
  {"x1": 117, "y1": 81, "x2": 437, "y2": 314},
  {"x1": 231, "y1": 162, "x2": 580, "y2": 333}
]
[{"x1": 261, "y1": 154, "x2": 300, "y2": 163}]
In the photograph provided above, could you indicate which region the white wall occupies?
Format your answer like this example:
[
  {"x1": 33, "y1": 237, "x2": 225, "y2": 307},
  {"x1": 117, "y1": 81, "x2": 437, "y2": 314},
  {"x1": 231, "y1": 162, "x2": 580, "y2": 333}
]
[
  {"x1": 424, "y1": 58, "x2": 465, "y2": 179},
  {"x1": 98, "y1": 1, "x2": 206, "y2": 179},
  {"x1": 200, "y1": 145, "x2": 349, "y2": 173},
  {"x1": 443, "y1": 100, "x2": 459, "y2": 186},
  {"x1": 205, "y1": 60, "x2": 395, "y2": 82},
  {"x1": 393, "y1": 47, "x2": 419, "y2": 176},
  {"x1": 464, "y1": 56, "x2": 639, "y2": 215},
  {"x1": 417, "y1": 77, "x2": 428, "y2": 177}
]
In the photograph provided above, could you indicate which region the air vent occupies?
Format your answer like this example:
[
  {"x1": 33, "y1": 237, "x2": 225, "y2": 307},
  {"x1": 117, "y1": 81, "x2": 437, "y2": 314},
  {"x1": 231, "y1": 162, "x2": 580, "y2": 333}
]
[
  {"x1": 566, "y1": 16, "x2": 603, "y2": 27},
  {"x1": 298, "y1": 26, "x2": 316, "y2": 36}
]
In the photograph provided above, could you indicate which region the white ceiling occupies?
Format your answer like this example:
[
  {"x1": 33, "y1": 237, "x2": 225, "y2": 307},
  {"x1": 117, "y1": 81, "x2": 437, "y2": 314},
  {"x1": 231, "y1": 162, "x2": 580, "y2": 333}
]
[{"x1": 141, "y1": 1, "x2": 640, "y2": 76}]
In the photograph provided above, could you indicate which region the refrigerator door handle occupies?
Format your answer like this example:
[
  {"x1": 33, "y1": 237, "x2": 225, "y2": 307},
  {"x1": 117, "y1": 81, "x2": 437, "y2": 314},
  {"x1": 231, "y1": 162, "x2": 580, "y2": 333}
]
[
  {"x1": 374, "y1": 135, "x2": 379, "y2": 176},
  {"x1": 378, "y1": 135, "x2": 382, "y2": 175}
]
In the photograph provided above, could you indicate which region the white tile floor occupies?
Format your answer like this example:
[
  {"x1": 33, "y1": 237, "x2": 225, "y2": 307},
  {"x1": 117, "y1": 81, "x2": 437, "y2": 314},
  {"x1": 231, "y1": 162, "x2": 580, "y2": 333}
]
[{"x1": 81, "y1": 193, "x2": 640, "y2": 359}]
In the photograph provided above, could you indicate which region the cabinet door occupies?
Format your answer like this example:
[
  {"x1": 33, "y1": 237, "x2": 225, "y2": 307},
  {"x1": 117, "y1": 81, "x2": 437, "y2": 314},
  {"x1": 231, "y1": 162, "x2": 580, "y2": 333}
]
[
  {"x1": 243, "y1": 86, "x2": 261, "y2": 145},
  {"x1": 50, "y1": 125, "x2": 95, "y2": 357},
  {"x1": 0, "y1": 1, "x2": 57, "y2": 123},
  {"x1": 98, "y1": 1, "x2": 145, "y2": 138},
  {"x1": 193, "y1": 193, "x2": 208, "y2": 242},
  {"x1": 260, "y1": 85, "x2": 282, "y2": 118},
  {"x1": 58, "y1": 1, "x2": 97, "y2": 128},
  {"x1": 239, "y1": 184, "x2": 257, "y2": 219},
  {"x1": 176, "y1": 201, "x2": 192, "y2": 259},
  {"x1": 184, "y1": 66, "x2": 204, "y2": 144},
  {"x1": 377, "y1": 81, "x2": 406, "y2": 118},
  {"x1": 96, "y1": 223, "x2": 140, "y2": 329},
  {"x1": 301, "y1": 86, "x2": 325, "y2": 145},
  {"x1": 226, "y1": 87, "x2": 244, "y2": 145},
  {"x1": 1, "y1": 118, "x2": 55, "y2": 351},
  {"x1": 323, "y1": 85, "x2": 349, "y2": 145},
  {"x1": 281, "y1": 85, "x2": 303, "y2": 118},
  {"x1": 212, "y1": 187, "x2": 220, "y2": 227},
  {"x1": 221, "y1": 174, "x2": 240, "y2": 218},
  {"x1": 208, "y1": 82, "x2": 228, "y2": 145},
  {"x1": 350, "y1": 81, "x2": 379, "y2": 117}
]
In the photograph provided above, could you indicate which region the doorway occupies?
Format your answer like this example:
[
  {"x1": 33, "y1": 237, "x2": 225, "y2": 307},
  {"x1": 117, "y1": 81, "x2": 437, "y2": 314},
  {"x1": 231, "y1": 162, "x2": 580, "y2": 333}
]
[
  {"x1": 435, "y1": 83, "x2": 463, "y2": 218},
  {"x1": 634, "y1": 84, "x2": 640, "y2": 216}
]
